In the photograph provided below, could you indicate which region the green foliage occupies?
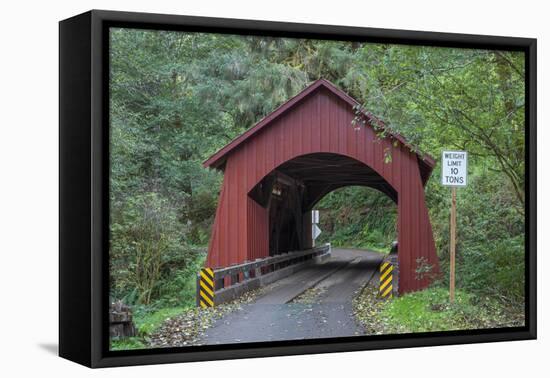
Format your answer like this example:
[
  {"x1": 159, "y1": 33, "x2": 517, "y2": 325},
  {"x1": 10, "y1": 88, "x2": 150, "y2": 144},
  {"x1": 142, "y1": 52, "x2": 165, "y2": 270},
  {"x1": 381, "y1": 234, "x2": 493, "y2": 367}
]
[
  {"x1": 110, "y1": 307, "x2": 190, "y2": 350},
  {"x1": 110, "y1": 337, "x2": 146, "y2": 351},
  {"x1": 353, "y1": 46, "x2": 525, "y2": 209},
  {"x1": 155, "y1": 251, "x2": 206, "y2": 308},
  {"x1": 111, "y1": 193, "x2": 183, "y2": 305},
  {"x1": 133, "y1": 307, "x2": 190, "y2": 336},
  {"x1": 316, "y1": 186, "x2": 396, "y2": 253},
  {"x1": 378, "y1": 288, "x2": 523, "y2": 333},
  {"x1": 425, "y1": 169, "x2": 525, "y2": 305}
]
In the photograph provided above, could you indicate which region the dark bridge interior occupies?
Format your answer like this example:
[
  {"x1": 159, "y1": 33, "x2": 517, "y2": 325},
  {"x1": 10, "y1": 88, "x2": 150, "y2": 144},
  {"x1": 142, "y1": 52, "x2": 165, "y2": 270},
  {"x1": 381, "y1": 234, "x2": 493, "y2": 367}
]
[{"x1": 248, "y1": 153, "x2": 397, "y2": 256}]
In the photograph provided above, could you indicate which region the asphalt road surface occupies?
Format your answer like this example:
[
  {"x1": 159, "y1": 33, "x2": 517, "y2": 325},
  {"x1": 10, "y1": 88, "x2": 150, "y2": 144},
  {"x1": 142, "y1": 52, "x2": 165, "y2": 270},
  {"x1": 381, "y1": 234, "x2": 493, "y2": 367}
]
[{"x1": 200, "y1": 248, "x2": 383, "y2": 345}]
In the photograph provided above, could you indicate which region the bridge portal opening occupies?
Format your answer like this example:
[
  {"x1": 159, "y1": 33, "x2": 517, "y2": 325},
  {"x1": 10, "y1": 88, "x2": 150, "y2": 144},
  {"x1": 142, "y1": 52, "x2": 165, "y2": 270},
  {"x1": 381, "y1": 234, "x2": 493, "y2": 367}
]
[
  {"x1": 315, "y1": 186, "x2": 397, "y2": 253},
  {"x1": 248, "y1": 153, "x2": 398, "y2": 256}
]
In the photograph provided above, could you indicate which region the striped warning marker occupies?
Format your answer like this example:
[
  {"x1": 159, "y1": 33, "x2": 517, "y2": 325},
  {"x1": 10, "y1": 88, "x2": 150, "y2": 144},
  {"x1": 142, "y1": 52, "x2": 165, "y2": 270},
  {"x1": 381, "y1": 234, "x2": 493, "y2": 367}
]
[
  {"x1": 379, "y1": 262, "x2": 393, "y2": 299},
  {"x1": 199, "y1": 268, "x2": 215, "y2": 308}
]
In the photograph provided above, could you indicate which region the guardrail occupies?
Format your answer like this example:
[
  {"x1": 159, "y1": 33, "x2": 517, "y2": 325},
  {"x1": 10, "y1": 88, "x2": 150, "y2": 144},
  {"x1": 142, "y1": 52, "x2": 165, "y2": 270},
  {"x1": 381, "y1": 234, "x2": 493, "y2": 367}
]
[{"x1": 197, "y1": 244, "x2": 331, "y2": 307}]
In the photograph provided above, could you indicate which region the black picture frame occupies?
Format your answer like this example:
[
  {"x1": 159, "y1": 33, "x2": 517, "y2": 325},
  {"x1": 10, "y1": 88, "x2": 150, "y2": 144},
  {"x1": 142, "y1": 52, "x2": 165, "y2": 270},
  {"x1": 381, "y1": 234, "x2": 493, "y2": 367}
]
[{"x1": 59, "y1": 9, "x2": 537, "y2": 368}]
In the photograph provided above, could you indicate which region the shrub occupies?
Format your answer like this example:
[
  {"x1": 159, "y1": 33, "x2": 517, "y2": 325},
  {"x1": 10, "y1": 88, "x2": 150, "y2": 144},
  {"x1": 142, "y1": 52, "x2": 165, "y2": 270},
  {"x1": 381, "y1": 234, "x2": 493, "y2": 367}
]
[{"x1": 110, "y1": 192, "x2": 186, "y2": 305}]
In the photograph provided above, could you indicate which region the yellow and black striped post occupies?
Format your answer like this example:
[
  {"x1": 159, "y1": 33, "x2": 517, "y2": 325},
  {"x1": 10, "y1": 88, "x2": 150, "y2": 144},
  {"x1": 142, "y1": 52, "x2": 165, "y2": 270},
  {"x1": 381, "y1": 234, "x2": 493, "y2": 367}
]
[
  {"x1": 198, "y1": 268, "x2": 215, "y2": 308},
  {"x1": 379, "y1": 261, "x2": 393, "y2": 299}
]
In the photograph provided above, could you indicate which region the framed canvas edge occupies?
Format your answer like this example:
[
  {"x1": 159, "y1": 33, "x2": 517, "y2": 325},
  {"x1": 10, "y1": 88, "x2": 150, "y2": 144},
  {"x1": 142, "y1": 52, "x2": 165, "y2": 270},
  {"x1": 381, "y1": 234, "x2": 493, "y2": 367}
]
[
  {"x1": 93, "y1": 330, "x2": 535, "y2": 368},
  {"x1": 59, "y1": 10, "x2": 93, "y2": 367},
  {"x1": 58, "y1": 9, "x2": 537, "y2": 368}
]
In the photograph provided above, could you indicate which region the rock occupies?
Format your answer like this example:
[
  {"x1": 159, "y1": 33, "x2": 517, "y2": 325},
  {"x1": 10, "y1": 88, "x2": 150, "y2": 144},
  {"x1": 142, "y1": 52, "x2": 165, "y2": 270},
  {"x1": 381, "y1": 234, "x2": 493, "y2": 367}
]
[{"x1": 109, "y1": 300, "x2": 136, "y2": 339}]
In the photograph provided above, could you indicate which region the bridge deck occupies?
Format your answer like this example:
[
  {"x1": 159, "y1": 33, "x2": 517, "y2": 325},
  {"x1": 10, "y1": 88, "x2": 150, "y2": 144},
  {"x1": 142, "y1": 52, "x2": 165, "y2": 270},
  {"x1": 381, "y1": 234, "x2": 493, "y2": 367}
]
[{"x1": 199, "y1": 249, "x2": 383, "y2": 344}]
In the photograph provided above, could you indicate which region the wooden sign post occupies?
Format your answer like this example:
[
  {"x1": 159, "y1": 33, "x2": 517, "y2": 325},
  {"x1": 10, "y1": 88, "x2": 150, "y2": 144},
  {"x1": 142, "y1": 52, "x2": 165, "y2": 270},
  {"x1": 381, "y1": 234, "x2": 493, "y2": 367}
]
[
  {"x1": 441, "y1": 151, "x2": 468, "y2": 303},
  {"x1": 449, "y1": 187, "x2": 456, "y2": 302}
]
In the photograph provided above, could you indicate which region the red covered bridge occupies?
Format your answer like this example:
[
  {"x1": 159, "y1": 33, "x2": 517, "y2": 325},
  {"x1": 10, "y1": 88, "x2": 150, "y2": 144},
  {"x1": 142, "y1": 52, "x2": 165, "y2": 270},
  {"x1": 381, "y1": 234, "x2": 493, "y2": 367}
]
[{"x1": 203, "y1": 79, "x2": 439, "y2": 294}]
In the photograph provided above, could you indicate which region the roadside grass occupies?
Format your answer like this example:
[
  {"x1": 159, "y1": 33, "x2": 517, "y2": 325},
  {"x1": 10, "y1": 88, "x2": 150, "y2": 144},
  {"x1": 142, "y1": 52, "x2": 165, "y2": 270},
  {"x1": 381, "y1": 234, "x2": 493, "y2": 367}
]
[
  {"x1": 110, "y1": 337, "x2": 146, "y2": 350},
  {"x1": 110, "y1": 306, "x2": 191, "y2": 351},
  {"x1": 110, "y1": 250, "x2": 207, "y2": 351},
  {"x1": 134, "y1": 307, "x2": 190, "y2": 335},
  {"x1": 380, "y1": 288, "x2": 512, "y2": 333},
  {"x1": 361, "y1": 243, "x2": 390, "y2": 254},
  {"x1": 110, "y1": 284, "x2": 271, "y2": 350},
  {"x1": 333, "y1": 243, "x2": 390, "y2": 254},
  {"x1": 354, "y1": 286, "x2": 524, "y2": 335}
]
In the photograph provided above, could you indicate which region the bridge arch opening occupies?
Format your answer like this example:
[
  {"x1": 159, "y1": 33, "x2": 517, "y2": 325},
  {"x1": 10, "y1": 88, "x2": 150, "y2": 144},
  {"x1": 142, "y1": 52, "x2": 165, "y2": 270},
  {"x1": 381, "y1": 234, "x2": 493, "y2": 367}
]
[
  {"x1": 315, "y1": 185, "x2": 397, "y2": 254},
  {"x1": 248, "y1": 152, "x2": 398, "y2": 256}
]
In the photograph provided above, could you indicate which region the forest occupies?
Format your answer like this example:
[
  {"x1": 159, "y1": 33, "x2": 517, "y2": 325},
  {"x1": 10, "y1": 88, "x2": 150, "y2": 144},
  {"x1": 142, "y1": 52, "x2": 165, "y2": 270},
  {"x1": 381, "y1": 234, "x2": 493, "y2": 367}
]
[{"x1": 109, "y1": 28, "x2": 525, "y2": 347}]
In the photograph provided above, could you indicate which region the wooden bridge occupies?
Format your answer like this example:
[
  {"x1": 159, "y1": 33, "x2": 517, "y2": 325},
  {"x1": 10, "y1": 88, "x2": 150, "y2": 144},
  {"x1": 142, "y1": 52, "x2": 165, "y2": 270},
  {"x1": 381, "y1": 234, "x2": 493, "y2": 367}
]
[{"x1": 201, "y1": 79, "x2": 439, "y2": 303}]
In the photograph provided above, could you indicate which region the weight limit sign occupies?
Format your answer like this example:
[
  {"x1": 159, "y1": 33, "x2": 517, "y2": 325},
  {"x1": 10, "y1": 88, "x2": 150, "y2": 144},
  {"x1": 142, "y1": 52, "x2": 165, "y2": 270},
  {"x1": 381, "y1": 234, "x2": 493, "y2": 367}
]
[{"x1": 441, "y1": 151, "x2": 468, "y2": 187}]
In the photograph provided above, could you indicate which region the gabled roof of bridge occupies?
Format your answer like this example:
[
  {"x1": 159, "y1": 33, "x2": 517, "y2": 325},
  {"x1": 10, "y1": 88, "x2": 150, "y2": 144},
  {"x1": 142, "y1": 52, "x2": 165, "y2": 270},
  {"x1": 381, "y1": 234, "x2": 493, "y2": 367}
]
[{"x1": 203, "y1": 79, "x2": 435, "y2": 179}]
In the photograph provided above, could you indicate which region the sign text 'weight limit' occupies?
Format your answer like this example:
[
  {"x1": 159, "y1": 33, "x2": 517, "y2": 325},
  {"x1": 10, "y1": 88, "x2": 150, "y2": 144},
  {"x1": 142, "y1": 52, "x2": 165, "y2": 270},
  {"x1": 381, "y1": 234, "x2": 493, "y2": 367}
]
[{"x1": 441, "y1": 151, "x2": 468, "y2": 187}]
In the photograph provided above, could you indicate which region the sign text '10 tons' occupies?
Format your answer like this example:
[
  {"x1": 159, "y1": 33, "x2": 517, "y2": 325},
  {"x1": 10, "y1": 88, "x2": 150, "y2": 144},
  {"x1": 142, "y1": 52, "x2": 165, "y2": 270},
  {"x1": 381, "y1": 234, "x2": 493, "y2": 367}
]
[{"x1": 441, "y1": 151, "x2": 468, "y2": 187}]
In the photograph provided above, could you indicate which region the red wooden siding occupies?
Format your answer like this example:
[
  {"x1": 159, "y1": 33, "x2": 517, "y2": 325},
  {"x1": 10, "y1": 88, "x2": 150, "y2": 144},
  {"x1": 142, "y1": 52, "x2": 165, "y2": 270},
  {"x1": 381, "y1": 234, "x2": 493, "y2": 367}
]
[{"x1": 204, "y1": 80, "x2": 439, "y2": 293}]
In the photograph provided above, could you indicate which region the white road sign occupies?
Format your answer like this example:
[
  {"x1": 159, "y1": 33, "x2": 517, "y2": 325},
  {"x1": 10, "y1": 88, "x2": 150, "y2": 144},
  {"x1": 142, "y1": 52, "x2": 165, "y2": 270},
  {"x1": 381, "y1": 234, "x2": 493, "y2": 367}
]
[
  {"x1": 311, "y1": 210, "x2": 319, "y2": 224},
  {"x1": 312, "y1": 224, "x2": 322, "y2": 240},
  {"x1": 441, "y1": 151, "x2": 468, "y2": 187}
]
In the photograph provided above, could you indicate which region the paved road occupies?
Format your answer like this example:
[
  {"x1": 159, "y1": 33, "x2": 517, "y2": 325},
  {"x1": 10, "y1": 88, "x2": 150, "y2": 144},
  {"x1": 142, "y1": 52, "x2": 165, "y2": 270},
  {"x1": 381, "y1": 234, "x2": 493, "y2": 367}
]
[{"x1": 200, "y1": 248, "x2": 383, "y2": 345}]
